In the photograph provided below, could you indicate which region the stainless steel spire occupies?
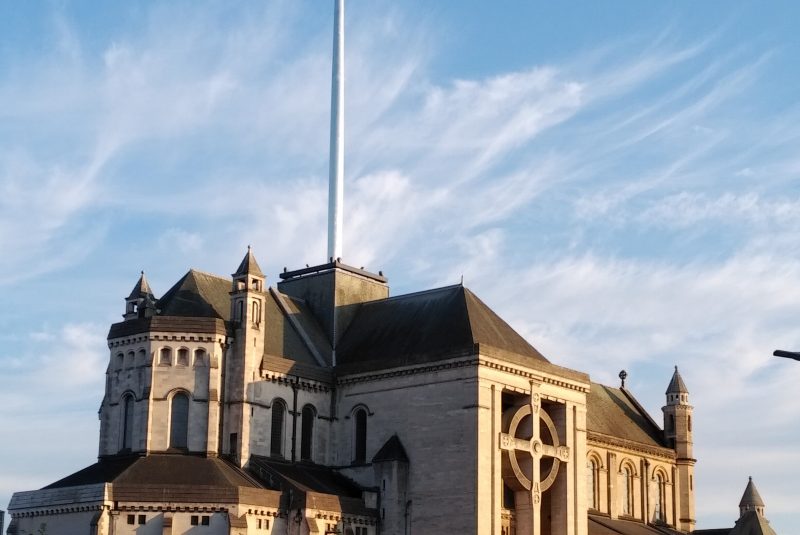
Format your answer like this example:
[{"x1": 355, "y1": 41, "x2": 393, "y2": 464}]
[{"x1": 327, "y1": 0, "x2": 344, "y2": 261}]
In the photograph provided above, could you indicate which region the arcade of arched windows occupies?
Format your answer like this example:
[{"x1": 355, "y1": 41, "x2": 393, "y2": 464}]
[{"x1": 584, "y1": 450, "x2": 675, "y2": 525}]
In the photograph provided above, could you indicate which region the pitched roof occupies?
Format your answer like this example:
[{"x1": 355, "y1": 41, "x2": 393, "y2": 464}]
[
  {"x1": 336, "y1": 285, "x2": 548, "y2": 371},
  {"x1": 666, "y1": 366, "x2": 689, "y2": 395},
  {"x1": 127, "y1": 272, "x2": 154, "y2": 300},
  {"x1": 587, "y1": 383, "x2": 666, "y2": 449},
  {"x1": 43, "y1": 454, "x2": 262, "y2": 489},
  {"x1": 234, "y1": 247, "x2": 264, "y2": 277},
  {"x1": 739, "y1": 477, "x2": 765, "y2": 508},
  {"x1": 730, "y1": 510, "x2": 777, "y2": 535},
  {"x1": 589, "y1": 514, "x2": 679, "y2": 535},
  {"x1": 372, "y1": 435, "x2": 409, "y2": 463},
  {"x1": 249, "y1": 456, "x2": 363, "y2": 497},
  {"x1": 157, "y1": 269, "x2": 231, "y2": 320}
]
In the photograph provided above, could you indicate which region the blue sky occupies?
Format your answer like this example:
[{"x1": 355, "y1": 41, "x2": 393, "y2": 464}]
[{"x1": 1, "y1": 1, "x2": 800, "y2": 532}]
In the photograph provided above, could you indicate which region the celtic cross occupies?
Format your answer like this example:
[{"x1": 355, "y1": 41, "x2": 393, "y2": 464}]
[{"x1": 499, "y1": 387, "x2": 569, "y2": 535}]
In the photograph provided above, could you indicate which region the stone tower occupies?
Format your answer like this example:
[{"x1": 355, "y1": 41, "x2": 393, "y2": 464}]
[
  {"x1": 225, "y1": 247, "x2": 267, "y2": 466},
  {"x1": 662, "y1": 366, "x2": 695, "y2": 531}
]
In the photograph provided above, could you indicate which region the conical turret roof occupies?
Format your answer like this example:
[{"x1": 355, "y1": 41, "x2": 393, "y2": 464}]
[
  {"x1": 665, "y1": 365, "x2": 689, "y2": 395},
  {"x1": 739, "y1": 476, "x2": 765, "y2": 508},
  {"x1": 233, "y1": 246, "x2": 264, "y2": 277},
  {"x1": 127, "y1": 271, "x2": 154, "y2": 300}
]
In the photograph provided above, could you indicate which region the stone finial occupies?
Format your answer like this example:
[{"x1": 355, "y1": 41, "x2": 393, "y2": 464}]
[{"x1": 619, "y1": 370, "x2": 628, "y2": 388}]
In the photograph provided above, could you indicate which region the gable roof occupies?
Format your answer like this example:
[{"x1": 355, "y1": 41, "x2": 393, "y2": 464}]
[
  {"x1": 335, "y1": 285, "x2": 548, "y2": 372},
  {"x1": 157, "y1": 269, "x2": 232, "y2": 320},
  {"x1": 587, "y1": 383, "x2": 666, "y2": 449},
  {"x1": 372, "y1": 435, "x2": 409, "y2": 463}
]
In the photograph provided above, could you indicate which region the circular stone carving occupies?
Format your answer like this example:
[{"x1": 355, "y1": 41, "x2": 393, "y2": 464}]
[{"x1": 506, "y1": 404, "x2": 562, "y2": 492}]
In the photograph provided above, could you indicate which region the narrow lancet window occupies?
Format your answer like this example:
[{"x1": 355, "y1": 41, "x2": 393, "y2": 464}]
[
  {"x1": 354, "y1": 408, "x2": 367, "y2": 463},
  {"x1": 170, "y1": 393, "x2": 189, "y2": 449},
  {"x1": 301, "y1": 405, "x2": 315, "y2": 461},
  {"x1": 122, "y1": 395, "x2": 134, "y2": 451},
  {"x1": 271, "y1": 399, "x2": 286, "y2": 457}
]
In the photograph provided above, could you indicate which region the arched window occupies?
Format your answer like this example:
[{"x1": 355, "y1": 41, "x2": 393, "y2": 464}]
[
  {"x1": 193, "y1": 349, "x2": 206, "y2": 367},
  {"x1": 353, "y1": 408, "x2": 367, "y2": 463},
  {"x1": 301, "y1": 405, "x2": 315, "y2": 461},
  {"x1": 654, "y1": 472, "x2": 667, "y2": 522},
  {"x1": 159, "y1": 347, "x2": 172, "y2": 366},
  {"x1": 235, "y1": 300, "x2": 244, "y2": 322},
  {"x1": 688, "y1": 415, "x2": 692, "y2": 432},
  {"x1": 270, "y1": 399, "x2": 286, "y2": 458},
  {"x1": 116, "y1": 353, "x2": 124, "y2": 370},
  {"x1": 587, "y1": 459, "x2": 599, "y2": 510},
  {"x1": 176, "y1": 348, "x2": 189, "y2": 366},
  {"x1": 621, "y1": 465, "x2": 634, "y2": 516},
  {"x1": 137, "y1": 348, "x2": 147, "y2": 367},
  {"x1": 125, "y1": 351, "x2": 135, "y2": 369},
  {"x1": 668, "y1": 414, "x2": 675, "y2": 433},
  {"x1": 170, "y1": 392, "x2": 189, "y2": 449},
  {"x1": 252, "y1": 301, "x2": 261, "y2": 325},
  {"x1": 121, "y1": 394, "x2": 134, "y2": 451}
]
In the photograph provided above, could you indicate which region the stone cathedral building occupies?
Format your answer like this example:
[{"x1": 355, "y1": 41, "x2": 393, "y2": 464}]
[
  {"x1": 10, "y1": 248, "x2": 725, "y2": 535},
  {"x1": 5, "y1": 1, "x2": 781, "y2": 533}
]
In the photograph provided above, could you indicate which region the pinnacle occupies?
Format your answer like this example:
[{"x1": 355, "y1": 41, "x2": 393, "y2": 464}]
[
  {"x1": 127, "y1": 271, "x2": 154, "y2": 300},
  {"x1": 666, "y1": 365, "x2": 689, "y2": 395},
  {"x1": 234, "y1": 247, "x2": 264, "y2": 277}
]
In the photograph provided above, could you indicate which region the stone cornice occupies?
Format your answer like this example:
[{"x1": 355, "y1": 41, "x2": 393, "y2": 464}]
[
  {"x1": 109, "y1": 332, "x2": 227, "y2": 349},
  {"x1": 335, "y1": 352, "x2": 590, "y2": 393},
  {"x1": 587, "y1": 431, "x2": 676, "y2": 461}
]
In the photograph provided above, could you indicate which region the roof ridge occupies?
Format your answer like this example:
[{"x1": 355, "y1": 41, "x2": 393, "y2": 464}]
[
  {"x1": 375, "y1": 283, "x2": 462, "y2": 304},
  {"x1": 187, "y1": 268, "x2": 232, "y2": 282}
]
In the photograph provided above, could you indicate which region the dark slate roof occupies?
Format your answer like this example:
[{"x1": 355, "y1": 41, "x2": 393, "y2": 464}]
[
  {"x1": 729, "y1": 511, "x2": 777, "y2": 535},
  {"x1": 249, "y1": 456, "x2": 362, "y2": 497},
  {"x1": 157, "y1": 270, "x2": 232, "y2": 320},
  {"x1": 739, "y1": 477, "x2": 765, "y2": 507},
  {"x1": 43, "y1": 455, "x2": 140, "y2": 489},
  {"x1": 234, "y1": 247, "x2": 264, "y2": 277},
  {"x1": 588, "y1": 515, "x2": 678, "y2": 535},
  {"x1": 666, "y1": 366, "x2": 689, "y2": 395},
  {"x1": 44, "y1": 454, "x2": 262, "y2": 489},
  {"x1": 262, "y1": 290, "x2": 330, "y2": 368},
  {"x1": 336, "y1": 285, "x2": 548, "y2": 371},
  {"x1": 127, "y1": 272, "x2": 154, "y2": 300},
  {"x1": 248, "y1": 456, "x2": 376, "y2": 517},
  {"x1": 587, "y1": 383, "x2": 666, "y2": 449},
  {"x1": 372, "y1": 435, "x2": 409, "y2": 463}
]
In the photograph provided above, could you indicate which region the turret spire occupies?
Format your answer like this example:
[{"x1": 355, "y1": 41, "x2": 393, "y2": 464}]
[
  {"x1": 234, "y1": 245, "x2": 264, "y2": 277},
  {"x1": 124, "y1": 271, "x2": 156, "y2": 320},
  {"x1": 739, "y1": 476, "x2": 766, "y2": 518},
  {"x1": 327, "y1": 0, "x2": 345, "y2": 262}
]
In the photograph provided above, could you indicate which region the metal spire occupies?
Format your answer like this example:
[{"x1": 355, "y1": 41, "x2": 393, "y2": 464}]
[{"x1": 327, "y1": 0, "x2": 345, "y2": 262}]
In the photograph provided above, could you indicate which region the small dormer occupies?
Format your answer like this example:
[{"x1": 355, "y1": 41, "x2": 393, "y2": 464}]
[{"x1": 124, "y1": 271, "x2": 156, "y2": 320}]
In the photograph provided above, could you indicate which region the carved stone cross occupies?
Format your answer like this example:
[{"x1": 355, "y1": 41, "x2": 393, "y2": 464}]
[{"x1": 499, "y1": 388, "x2": 569, "y2": 535}]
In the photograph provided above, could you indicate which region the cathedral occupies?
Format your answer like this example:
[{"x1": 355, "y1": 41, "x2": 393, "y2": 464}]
[
  {"x1": 4, "y1": 2, "x2": 781, "y2": 535},
  {"x1": 6, "y1": 252, "x2": 780, "y2": 535}
]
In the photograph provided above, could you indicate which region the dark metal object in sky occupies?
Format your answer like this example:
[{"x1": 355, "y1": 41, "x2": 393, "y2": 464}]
[{"x1": 773, "y1": 349, "x2": 800, "y2": 361}]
